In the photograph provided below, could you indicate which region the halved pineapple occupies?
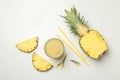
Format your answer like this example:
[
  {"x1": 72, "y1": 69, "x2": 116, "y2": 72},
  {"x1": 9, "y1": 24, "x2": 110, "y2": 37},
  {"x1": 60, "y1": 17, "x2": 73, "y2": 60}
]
[
  {"x1": 16, "y1": 37, "x2": 38, "y2": 53},
  {"x1": 62, "y1": 7, "x2": 108, "y2": 59},
  {"x1": 80, "y1": 30, "x2": 107, "y2": 59},
  {"x1": 32, "y1": 52, "x2": 53, "y2": 72}
]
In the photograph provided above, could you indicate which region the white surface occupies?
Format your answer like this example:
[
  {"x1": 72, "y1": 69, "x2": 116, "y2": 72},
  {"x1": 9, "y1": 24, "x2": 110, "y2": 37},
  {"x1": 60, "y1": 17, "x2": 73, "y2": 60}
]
[{"x1": 0, "y1": 0, "x2": 120, "y2": 80}]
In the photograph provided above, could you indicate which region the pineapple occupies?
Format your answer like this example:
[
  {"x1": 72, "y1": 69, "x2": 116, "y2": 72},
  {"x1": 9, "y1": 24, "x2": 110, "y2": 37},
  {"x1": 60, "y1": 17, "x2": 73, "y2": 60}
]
[
  {"x1": 62, "y1": 7, "x2": 108, "y2": 59},
  {"x1": 16, "y1": 37, "x2": 38, "y2": 53},
  {"x1": 32, "y1": 52, "x2": 53, "y2": 72}
]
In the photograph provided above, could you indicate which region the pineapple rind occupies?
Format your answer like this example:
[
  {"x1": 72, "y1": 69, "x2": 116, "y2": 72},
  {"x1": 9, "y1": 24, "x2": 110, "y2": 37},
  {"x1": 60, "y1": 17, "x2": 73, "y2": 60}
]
[
  {"x1": 16, "y1": 37, "x2": 38, "y2": 53},
  {"x1": 32, "y1": 52, "x2": 53, "y2": 72},
  {"x1": 80, "y1": 30, "x2": 108, "y2": 59}
]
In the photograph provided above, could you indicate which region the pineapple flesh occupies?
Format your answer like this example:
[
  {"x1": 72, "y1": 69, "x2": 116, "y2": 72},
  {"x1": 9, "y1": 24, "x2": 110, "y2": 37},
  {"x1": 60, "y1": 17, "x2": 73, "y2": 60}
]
[
  {"x1": 32, "y1": 52, "x2": 53, "y2": 72},
  {"x1": 16, "y1": 37, "x2": 38, "y2": 53},
  {"x1": 80, "y1": 30, "x2": 107, "y2": 59},
  {"x1": 62, "y1": 7, "x2": 108, "y2": 59}
]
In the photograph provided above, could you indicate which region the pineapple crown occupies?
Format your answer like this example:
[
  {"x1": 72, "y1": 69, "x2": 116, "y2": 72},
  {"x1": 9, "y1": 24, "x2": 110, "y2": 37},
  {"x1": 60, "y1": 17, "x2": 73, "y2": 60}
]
[{"x1": 61, "y1": 7, "x2": 89, "y2": 35}]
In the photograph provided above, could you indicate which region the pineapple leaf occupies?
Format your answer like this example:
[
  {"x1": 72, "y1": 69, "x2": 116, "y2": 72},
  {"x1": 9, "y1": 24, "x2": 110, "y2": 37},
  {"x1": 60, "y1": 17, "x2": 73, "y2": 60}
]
[
  {"x1": 62, "y1": 7, "x2": 89, "y2": 35},
  {"x1": 56, "y1": 55, "x2": 67, "y2": 68},
  {"x1": 65, "y1": 10, "x2": 71, "y2": 17},
  {"x1": 70, "y1": 60, "x2": 80, "y2": 67}
]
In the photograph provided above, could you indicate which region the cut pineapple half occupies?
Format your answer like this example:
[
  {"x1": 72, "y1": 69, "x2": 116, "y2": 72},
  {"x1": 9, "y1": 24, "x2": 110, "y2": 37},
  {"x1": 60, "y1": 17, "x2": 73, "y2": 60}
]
[
  {"x1": 16, "y1": 37, "x2": 38, "y2": 53},
  {"x1": 62, "y1": 7, "x2": 108, "y2": 59},
  {"x1": 80, "y1": 30, "x2": 108, "y2": 59},
  {"x1": 32, "y1": 52, "x2": 53, "y2": 72}
]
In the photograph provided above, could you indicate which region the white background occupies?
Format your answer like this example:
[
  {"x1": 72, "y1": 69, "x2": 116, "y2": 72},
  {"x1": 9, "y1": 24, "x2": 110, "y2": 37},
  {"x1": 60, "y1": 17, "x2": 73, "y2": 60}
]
[{"x1": 0, "y1": 0, "x2": 120, "y2": 80}]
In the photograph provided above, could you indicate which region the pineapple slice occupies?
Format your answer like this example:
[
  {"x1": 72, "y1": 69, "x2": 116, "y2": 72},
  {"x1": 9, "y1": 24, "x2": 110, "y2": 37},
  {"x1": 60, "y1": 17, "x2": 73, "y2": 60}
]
[
  {"x1": 80, "y1": 30, "x2": 108, "y2": 59},
  {"x1": 32, "y1": 52, "x2": 53, "y2": 72},
  {"x1": 62, "y1": 7, "x2": 108, "y2": 59},
  {"x1": 16, "y1": 37, "x2": 38, "y2": 53}
]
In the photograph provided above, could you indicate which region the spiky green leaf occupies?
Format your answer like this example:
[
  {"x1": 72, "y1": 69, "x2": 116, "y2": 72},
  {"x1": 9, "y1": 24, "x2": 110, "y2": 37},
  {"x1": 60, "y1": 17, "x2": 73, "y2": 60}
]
[
  {"x1": 56, "y1": 55, "x2": 67, "y2": 68},
  {"x1": 70, "y1": 60, "x2": 80, "y2": 67},
  {"x1": 62, "y1": 7, "x2": 89, "y2": 35}
]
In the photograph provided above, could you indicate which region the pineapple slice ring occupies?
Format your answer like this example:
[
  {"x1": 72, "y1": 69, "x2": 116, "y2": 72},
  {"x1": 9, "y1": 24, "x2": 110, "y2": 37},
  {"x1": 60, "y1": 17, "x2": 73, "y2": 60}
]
[
  {"x1": 32, "y1": 52, "x2": 53, "y2": 72},
  {"x1": 16, "y1": 37, "x2": 38, "y2": 53}
]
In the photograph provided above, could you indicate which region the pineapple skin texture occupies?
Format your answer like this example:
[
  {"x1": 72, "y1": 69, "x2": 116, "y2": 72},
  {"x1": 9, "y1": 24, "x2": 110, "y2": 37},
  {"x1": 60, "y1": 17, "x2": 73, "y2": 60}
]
[
  {"x1": 32, "y1": 52, "x2": 53, "y2": 72},
  {"x1": 80, "y1": 30, "x2": 108, "y2": 59}
]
